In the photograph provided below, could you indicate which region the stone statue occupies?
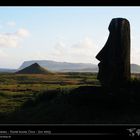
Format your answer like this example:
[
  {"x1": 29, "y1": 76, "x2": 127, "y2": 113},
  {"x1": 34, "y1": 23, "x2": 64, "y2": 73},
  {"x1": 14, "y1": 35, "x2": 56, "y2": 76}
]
[{"x1": 96, "y1": 18, "x2": 131, "y2": 89}]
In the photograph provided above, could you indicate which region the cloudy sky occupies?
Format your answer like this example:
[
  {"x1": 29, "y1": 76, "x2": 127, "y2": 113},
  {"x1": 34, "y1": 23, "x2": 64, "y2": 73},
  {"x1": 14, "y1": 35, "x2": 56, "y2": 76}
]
[{"x1": 0, "y1": 7, "x2": 140, "y2": 68}]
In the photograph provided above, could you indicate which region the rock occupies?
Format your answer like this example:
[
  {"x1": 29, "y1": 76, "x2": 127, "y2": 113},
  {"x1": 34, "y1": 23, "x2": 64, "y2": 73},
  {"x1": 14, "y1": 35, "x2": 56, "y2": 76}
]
[{"x1": 96, "y1": 18, "x2": 131, "y2": 89}]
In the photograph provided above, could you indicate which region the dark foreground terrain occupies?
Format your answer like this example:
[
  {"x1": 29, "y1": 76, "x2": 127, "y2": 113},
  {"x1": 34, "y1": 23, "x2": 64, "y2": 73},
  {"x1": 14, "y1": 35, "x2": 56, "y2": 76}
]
[{"x1": 0, "y1": 73, "x2": 140, "y2": 124}]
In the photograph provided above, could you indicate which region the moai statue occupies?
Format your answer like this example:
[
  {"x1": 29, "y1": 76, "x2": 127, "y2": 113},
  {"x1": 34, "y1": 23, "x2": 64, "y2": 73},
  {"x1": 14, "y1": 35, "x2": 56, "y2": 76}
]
[{"x1": 96, "y1": 18, "x2": 131, "y2": 89}]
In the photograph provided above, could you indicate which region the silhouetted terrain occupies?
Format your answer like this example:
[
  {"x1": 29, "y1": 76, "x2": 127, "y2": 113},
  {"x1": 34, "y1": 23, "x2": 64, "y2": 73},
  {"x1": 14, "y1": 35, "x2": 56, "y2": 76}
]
[
  {"x1": 0, "y1": 68, "x2": 17, "y2": 73},
  {"x1": 16, "y1": 63, "x2": 51, "y2": 74},
  {"x1": 0, "y1": 72, "x2": 140, "y2": 124},
  {"x1": 1, "y1": 79, "x2": 140, "y2": 124},
  {"x1": 19, "y1": 60, "x2": 97, "y2": 72},
  {"x1": 0, "y1": 60, "x2": 140, "y2": 73},
  {"x1": 19, "y1": 60, "x2": 140, "y2": 73}
]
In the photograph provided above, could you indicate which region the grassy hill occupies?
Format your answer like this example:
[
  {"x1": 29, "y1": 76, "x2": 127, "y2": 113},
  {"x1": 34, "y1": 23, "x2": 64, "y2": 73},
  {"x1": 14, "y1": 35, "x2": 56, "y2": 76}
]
[
  {"x1": 0, "y1": 72, "x2": 140, "y2": 124},
  {"x1": 4, "y1": 83, "x2": 140, "y2": 124},
  {"x1": 0, "y1": 72, "x2": 99, "y2": 117},
  {"x1": 16, "y1": 63, "x2": 51, "y2": 74}
]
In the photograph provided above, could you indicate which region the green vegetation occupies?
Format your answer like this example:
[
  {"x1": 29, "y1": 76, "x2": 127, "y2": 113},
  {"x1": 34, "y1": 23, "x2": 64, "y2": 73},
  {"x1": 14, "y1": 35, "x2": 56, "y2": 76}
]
[
  {"x1": 0, "y1": 72, "x2": 140, "y2": 124},
  {"x1": 0, "y1": 72, "x2": 99, "y2": 121}
]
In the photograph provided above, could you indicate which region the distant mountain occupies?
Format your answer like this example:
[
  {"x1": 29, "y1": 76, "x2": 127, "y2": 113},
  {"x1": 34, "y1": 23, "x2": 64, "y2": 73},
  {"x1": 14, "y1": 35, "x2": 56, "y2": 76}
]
[
  {"x1": 18, "y1": 60, "x2": 140, "y2": 73},
  {"x1": 0, "y1": 60, "x2": 140, "y2": 73},
  {"x1": 16, "y1": 63, "x2": 51, "y2": 74},
  {"x1": 131, "y1": 64, "x2": 140, "y2": 73},
  {"x1": 60, "y1": 67, "x2": 98, "y2": 72},
  {"x1": 0, "y1": 68, "x2": 17, "y2": 73},
  {"x1": 19, "y1": 60, "x2": 97, "y2": 72}
]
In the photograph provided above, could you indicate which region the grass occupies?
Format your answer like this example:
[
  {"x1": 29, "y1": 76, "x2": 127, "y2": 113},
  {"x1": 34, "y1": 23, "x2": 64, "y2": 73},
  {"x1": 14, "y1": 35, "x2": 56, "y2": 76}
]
[
  {"x1": 0, "y1": 72, "x2": 99, "y2": 121},
  {"x1": 0, "y1": 72, "x2": 140, "y2": 124},
  {"x1": 5, "y1": 84, "x2": 140, "y2": 124}
]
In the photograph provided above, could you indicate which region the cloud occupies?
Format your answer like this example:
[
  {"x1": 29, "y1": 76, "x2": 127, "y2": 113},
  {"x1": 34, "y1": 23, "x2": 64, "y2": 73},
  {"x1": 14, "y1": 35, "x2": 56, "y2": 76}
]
[
  {"x1": 6, "y1": 21, "x2": 16, "y2": 27},
  {"x1": 0, "y1": 33, "x2": 19, "y2": 48},
  {"x1": 0, "y1": 49, "x2": 8, "y2": 57},
  {"x1": 71, "y1": 37, "x2": 100, "y2": 63},
  {"x1": 51, "y1": 37, "x2": 140, "y2": 65},
  {"x1": 16, "y1": 28, "x2": 30, "y2": 38},
  {"x1": 50, "y1": 37, "x2": 100, "y2": 64},
  {"x1": 0, "y1": 28, "x2": 30, "y2": 48},
  {"x1": 74, "y1": 37, "x2": 94, "y2": 49}
]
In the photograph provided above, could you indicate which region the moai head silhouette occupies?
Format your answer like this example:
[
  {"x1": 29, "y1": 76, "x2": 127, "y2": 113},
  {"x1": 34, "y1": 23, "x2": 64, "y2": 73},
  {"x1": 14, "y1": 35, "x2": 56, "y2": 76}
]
[{"x1": 96, "y1": 18, "x2": 130, "y2": 89}]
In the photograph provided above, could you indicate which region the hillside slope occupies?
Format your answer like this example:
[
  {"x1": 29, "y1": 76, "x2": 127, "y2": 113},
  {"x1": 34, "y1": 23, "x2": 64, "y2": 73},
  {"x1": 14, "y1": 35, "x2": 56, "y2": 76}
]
[
  {"x1": 4, "y1": 85, "x2": 140, "y2": 124},
  {"x1": 16, "y1": 63, "x2": 51, "y2": 74}
]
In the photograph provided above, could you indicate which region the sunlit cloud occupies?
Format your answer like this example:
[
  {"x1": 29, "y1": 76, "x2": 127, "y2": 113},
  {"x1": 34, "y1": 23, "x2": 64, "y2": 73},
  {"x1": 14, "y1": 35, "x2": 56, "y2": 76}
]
[
  {"x1": 0, "y1": 28, "x2": 30, "y2": 48},
  {"x1": 0, "y1": 49, "x2": 8, "y2": 57},
  {"x1": 48, "y1": 37, "x2": 100, "y2": 64},
  {"x1": 6, "y1": 21, "x2": 16, "y2": 27},
  {"x1": 16, "y1": 28, "x2": 30, "y2": 38},
  {"x1": 0, "y1": 33, "x2": 19, "y2": 48}
]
